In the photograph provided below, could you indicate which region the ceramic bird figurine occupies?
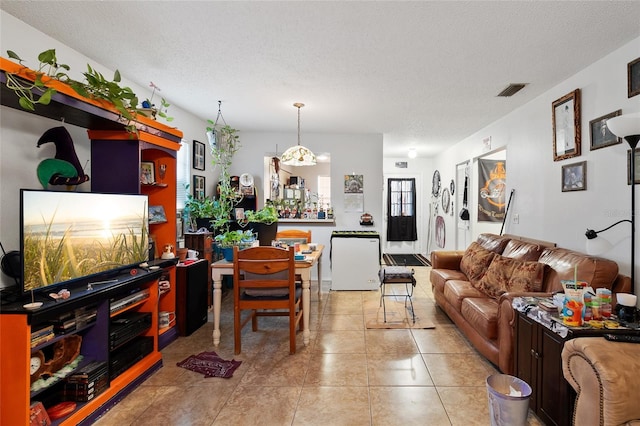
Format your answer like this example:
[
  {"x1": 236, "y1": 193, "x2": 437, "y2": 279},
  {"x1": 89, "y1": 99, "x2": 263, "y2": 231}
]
[{"x1": 36, "y1": 126, "x2": 90, "y2": 188}]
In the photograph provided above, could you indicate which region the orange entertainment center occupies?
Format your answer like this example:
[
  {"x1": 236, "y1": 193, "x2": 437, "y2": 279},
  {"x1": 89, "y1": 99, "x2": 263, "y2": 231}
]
[{"x1": 0, "y1": 57, "x2": 183, "y2": 425}]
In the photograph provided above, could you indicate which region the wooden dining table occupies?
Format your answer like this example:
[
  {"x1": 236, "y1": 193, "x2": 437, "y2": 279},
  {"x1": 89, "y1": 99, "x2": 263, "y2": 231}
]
[{"x1": 210, "y1": 244, "x2": 324, "y2": 347}]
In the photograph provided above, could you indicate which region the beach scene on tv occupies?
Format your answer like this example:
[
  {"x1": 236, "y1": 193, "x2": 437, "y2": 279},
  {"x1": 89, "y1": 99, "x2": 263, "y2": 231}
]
[{"x1": 22, "y1": 191, "x2": 149, "y2": 292}]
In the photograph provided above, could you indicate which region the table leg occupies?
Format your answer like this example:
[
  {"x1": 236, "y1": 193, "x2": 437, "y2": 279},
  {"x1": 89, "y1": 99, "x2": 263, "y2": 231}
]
[
  {"x1": 317, "y1": 256, "x2": 322, "y2": 298},
  {"x1": 212, "y1": 274, "x2": 222, "y2": 346},
  {"x1": 301, "y1": 272, "x2": 311, "y2": 346}
]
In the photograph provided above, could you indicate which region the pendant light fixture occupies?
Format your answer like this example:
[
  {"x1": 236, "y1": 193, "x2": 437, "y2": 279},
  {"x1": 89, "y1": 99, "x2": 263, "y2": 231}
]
[{"x1": 281, "y1": 102, "x2": 316, "y2": 166}]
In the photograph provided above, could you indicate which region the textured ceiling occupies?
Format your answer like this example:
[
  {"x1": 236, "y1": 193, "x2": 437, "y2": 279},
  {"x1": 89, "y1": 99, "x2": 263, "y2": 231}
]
[{"x1": 2, "y1": 1, "x2": 640, "y2": 158}]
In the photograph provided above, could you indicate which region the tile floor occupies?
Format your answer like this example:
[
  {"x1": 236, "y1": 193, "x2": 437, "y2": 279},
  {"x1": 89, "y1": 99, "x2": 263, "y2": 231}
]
[{"x1": 95, "y1": 267, "x2": 544, "y2": 425}]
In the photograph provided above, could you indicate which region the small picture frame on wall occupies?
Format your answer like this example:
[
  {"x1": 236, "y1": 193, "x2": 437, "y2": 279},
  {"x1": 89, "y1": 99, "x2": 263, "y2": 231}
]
[
  {"x1": 552, "y1": 89, "x2": 581, "y2": 161},
  {"x1": 148, "y1": 205, "x2": 167, "y2": 224},
  {"x1": 140, "y1": 161, "x2": 155, "y2": 184},
  {"x1": 628, "y1": 57, "x2": 640, "y2": 98},
  {"x1": 193, "y1": 140, "x2": 205, "y2": 171},
  {"x1": 589, "y1": 110, "x2": 622, "y2": 150},
  {"x1": 628, "y1": 149, "x2": 640, "y2": 185},
  {"x1": 561, "y1": 161, "x2": 587, "y2": 192},
  {"x1": 193, "y1": 175, "x2": 206, "y2": 200}
]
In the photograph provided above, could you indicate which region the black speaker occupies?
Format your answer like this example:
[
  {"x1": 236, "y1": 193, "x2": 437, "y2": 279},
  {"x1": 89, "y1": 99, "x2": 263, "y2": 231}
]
[
  {"x1": 1, "y1": 250, "x2": 21, "y2": 280},
  {"x1": 176, "y1": 260, "x2": 208, "y2": 336}
]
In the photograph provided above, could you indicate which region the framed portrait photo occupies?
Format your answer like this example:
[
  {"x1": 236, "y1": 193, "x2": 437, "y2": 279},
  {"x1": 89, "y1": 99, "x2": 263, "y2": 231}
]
[
  {"x1": 140, "y1": 161, "x2": 155, "y2": 184},
  {"x1": 561, "y1": 161, "x2": 587, "y2": 192},
  {"x1": 193, "y1": 175, "x2": 206, "y2": 200},
  {"x1": 589, "y1": 110, "x2": 622, "y2": 151},
  {"x1": 552, "y1": 89, "x2": 581, "y2": 161},
  {"x1": 628, "y1": 57, "x2": 640, "y2": 98},
  {"x1": 628, "y1": 149, "x2": 640, "y2": 185},
  {"x1": 193, "y1": 140, "x2": 205, "y2": 171}
]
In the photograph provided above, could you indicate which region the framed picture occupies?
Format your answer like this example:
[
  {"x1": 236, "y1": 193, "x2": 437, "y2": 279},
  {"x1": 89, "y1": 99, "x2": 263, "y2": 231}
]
[
  {"x1": 561, "y1": 161, "x2": 587, "y2": 192},
  {"x1": 234, "y1": 208, "x2": 245, "y2": 221},
  {"x1": 140, "y1": 161, "x2": 155, "y2": 184},
  {"x1": 628, "y1": 57, "x2": 640, "y2": 98},
  {"x1": 193, "y1": 175, "x2": 206, "y2": 200},
  {"x1": 552, "y1": 89, "x2": 581, "y2": 161},
  {"x1": 148, "y1": 205, "x2": 167, "y2": 224},
  {"x1": 628, "y1": 149, "x2": 640, "y2": 185},
  {"x1": 193, "y1": 140, "x2": 205, "y2": 171},
  {"x1": 589, "y1": 110, "x2": 622, "y2": 150}
]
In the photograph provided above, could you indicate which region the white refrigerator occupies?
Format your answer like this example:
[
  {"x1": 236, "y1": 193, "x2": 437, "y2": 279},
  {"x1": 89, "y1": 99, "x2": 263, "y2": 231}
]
[{"x1": 330, "y1": 231, "x2": 380, "y2": 290}]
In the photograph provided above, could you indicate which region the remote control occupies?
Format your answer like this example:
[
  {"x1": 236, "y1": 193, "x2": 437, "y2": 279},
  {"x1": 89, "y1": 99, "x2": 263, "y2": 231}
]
[{"x1": 604, "y1": 334, "x2": 640, "y2": 344}]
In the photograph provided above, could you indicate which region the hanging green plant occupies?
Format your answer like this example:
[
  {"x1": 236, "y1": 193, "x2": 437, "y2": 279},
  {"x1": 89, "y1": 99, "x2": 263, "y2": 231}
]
[{"x1": 3, "y1": 49, "x2": 173, "y2": 134}]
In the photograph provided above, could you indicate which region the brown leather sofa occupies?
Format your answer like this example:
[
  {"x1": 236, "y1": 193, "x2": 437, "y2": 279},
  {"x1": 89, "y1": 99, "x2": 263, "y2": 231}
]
[
  {"x1": 430, "y1": 233, "x2": 631, "y2": 374},
  {"x1": 562, "y1": 337, "x2": 640, "y2": 426}
]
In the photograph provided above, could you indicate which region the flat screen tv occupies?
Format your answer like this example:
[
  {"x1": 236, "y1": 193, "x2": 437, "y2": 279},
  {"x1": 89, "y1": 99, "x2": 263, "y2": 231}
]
[{"x1": 20, "y1": 189, "x2": 149, "y2": 295}]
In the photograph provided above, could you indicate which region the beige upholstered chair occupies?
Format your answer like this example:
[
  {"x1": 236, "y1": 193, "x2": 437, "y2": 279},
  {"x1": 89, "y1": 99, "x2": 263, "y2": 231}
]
[{"x1": 562, "y1": 337, "x2": 640, "y2": 425}]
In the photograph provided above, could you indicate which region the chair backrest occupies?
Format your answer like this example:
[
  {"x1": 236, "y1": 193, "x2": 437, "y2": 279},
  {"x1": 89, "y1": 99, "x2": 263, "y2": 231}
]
[
  {"x1": 233, "y1": 246, "x2": 295, "y2": 298},
  {"x1": 275, "y1": 229, "x2": 312, "y2": 244}
]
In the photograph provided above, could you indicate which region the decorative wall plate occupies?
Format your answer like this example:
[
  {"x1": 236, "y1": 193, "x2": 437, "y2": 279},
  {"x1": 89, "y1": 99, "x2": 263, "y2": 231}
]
[
  {"x1": 442, "y1": 188, "x2": 450, "y2": 213},
  {"x1": 435, "y1": 215, "x2": 446, "y2": 248},
  {"x1": 432, "y1": 170, "x2": 441, "y2": 197}
]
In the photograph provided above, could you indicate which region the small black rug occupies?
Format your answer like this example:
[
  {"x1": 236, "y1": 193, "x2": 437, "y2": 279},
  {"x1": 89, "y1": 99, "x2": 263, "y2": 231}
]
[{"x1": 383, "y1": 254, "x2": 431, "y2": 267}]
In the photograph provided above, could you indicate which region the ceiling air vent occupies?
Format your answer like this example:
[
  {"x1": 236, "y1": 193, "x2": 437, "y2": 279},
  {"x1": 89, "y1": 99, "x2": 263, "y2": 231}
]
[{"x1": 497, "y1": 83, "x2": 527, "y2": 97}]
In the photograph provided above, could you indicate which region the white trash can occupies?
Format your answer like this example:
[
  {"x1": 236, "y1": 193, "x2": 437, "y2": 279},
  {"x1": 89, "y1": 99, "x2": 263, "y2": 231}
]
[{"x1": 486, "y1": 374, "x2": 532, "y2": 426}]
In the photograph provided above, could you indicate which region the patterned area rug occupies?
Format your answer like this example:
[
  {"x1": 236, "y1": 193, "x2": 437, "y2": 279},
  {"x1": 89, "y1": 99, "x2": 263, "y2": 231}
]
[
  {"x1": 364, "y1": 299, "x2": 435, "y2": 329},
  {"x1": 177, "y1": 351, "x2": 241, "y2": 378},
  {"x1": 383, "y1": 253, "x2": 431, "y2": 267}
]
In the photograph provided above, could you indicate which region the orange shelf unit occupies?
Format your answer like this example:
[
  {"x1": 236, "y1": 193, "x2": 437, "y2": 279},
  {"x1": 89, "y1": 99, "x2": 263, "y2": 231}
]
[
  {"x1": 89, "y1": 130, "x2": 180, "y2": 346},
  {"x1": 0, "y1": 314, "x2": 31, "y2": 425},
  {"x1": 1, "y1": 57, "x2": 183, "y2": 142}
]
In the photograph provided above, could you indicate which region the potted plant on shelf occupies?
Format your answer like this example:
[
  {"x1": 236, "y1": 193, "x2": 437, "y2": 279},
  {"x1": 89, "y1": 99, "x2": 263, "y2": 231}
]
[
  {"x1": 3, "y1": 49, "x2": 174, "y2": 134},
  {"x1": 240, "y1": 203, "x2": 279, "y2": 246},
  {"x1": 184, "y1": 189, "x2": 216, "y2": 232}
]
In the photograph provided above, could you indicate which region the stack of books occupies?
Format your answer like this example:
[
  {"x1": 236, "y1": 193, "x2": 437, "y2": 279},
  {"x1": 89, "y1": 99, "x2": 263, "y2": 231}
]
[
  {"x1": 30, "y1": 325, "x2": 54, "y2": 348},
  {"x1": 63, "y1": 361, "x2": 108, "y2": 402}
]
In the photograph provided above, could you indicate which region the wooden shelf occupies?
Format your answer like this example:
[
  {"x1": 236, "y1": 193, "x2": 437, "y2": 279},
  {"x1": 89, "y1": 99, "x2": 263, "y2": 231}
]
[{"x1": 0, "y1": 57, "x2": 183, "y2": 142}]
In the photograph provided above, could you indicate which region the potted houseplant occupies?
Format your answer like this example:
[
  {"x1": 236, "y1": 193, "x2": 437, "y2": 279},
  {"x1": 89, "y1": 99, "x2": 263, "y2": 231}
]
[
  {"x1": 240, "y1": 204, "x2": 279, "y2": 246},
  {"x1": 183, "y1": 186, "x2": 216, "y2": 231},
  {"x1": 214, "y1": 229, "x2": 255, "y2": 261}
]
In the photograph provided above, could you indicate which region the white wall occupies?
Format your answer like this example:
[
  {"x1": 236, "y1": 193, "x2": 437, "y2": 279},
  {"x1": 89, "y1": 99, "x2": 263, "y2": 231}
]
[{"x1": 433, "y1": 36, "x2": 640, "y2": 299}]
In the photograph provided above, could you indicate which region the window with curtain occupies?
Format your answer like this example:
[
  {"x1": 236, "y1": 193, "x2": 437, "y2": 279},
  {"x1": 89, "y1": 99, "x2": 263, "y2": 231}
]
[
  {"x1": 387, "y1": 178, "x2": 417, "y2": 241},
  {"x1": 176, "y1": 139, "x2": 190, "y2": 210}
]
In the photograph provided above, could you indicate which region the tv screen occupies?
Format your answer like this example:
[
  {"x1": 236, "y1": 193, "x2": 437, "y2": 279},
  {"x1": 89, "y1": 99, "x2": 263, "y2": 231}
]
[{"x1": 21, "y1": 190, "x2": 149, "y2": 295}]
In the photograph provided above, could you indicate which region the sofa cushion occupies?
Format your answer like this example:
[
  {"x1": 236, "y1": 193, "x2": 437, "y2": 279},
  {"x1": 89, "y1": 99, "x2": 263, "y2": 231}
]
[
  {"x1": 460, "y1": 242, "x2": 497, "y2": 285},
  {"x1": 461, "y1": 297, "x2": 499, "y2": 340},
  {"x1": 502, "y1": 239, "x2": 545, "y2": 261},
  {"x1": 430, "y1": 268, "x2": 468, "y2": 294},
  {"x1": 444, "y1": 280, "x2": 486, "y2": 311},
  {"x1": 539, "y1": 248, "x2": 619, "y2": 293},
  {"x1": 474, "y1": 255, "x2": 545, "y2": 298},
  {"x1": 476, "y1": 233, "x2": 511, "y2": 253}
]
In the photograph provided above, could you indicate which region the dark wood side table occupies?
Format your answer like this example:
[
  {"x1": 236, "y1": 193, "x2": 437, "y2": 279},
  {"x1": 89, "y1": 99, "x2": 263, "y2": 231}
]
[
  {"x1": 184, "y1": 232, "x2": 214, "y2": 304},
  {"x1": 176, "y1": 259, "x2": 209, "y2": 336},
  {"x1": 514, "y1": 299, "x2": 640, "y2": 426}
]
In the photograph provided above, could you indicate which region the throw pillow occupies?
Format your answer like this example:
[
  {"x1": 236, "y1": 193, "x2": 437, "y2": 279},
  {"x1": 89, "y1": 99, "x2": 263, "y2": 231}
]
[
  {"x1": 476, "y1": 255, "x2": 545, "y2": 299},
  {"x1": 460, "y1": 242, "x2": 497, "y2": 285}
]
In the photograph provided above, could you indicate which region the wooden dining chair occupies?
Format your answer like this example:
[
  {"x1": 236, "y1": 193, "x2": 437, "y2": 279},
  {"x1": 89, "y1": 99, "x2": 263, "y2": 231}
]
[
  {"x1": 274, "y1": 229, "x2": 312, "y2": 285},
  {"x1": 232, "y1": 246, "x2": 303, "y2": 355},
  {"x1": 275, "y1": 229, "x2": 312, "y2": 244}
]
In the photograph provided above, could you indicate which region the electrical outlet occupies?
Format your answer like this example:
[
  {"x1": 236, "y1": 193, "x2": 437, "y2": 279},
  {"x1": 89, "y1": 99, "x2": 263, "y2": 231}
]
[{"x1": 513, "y1": 213, "x2": 520, "y2": 224}]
